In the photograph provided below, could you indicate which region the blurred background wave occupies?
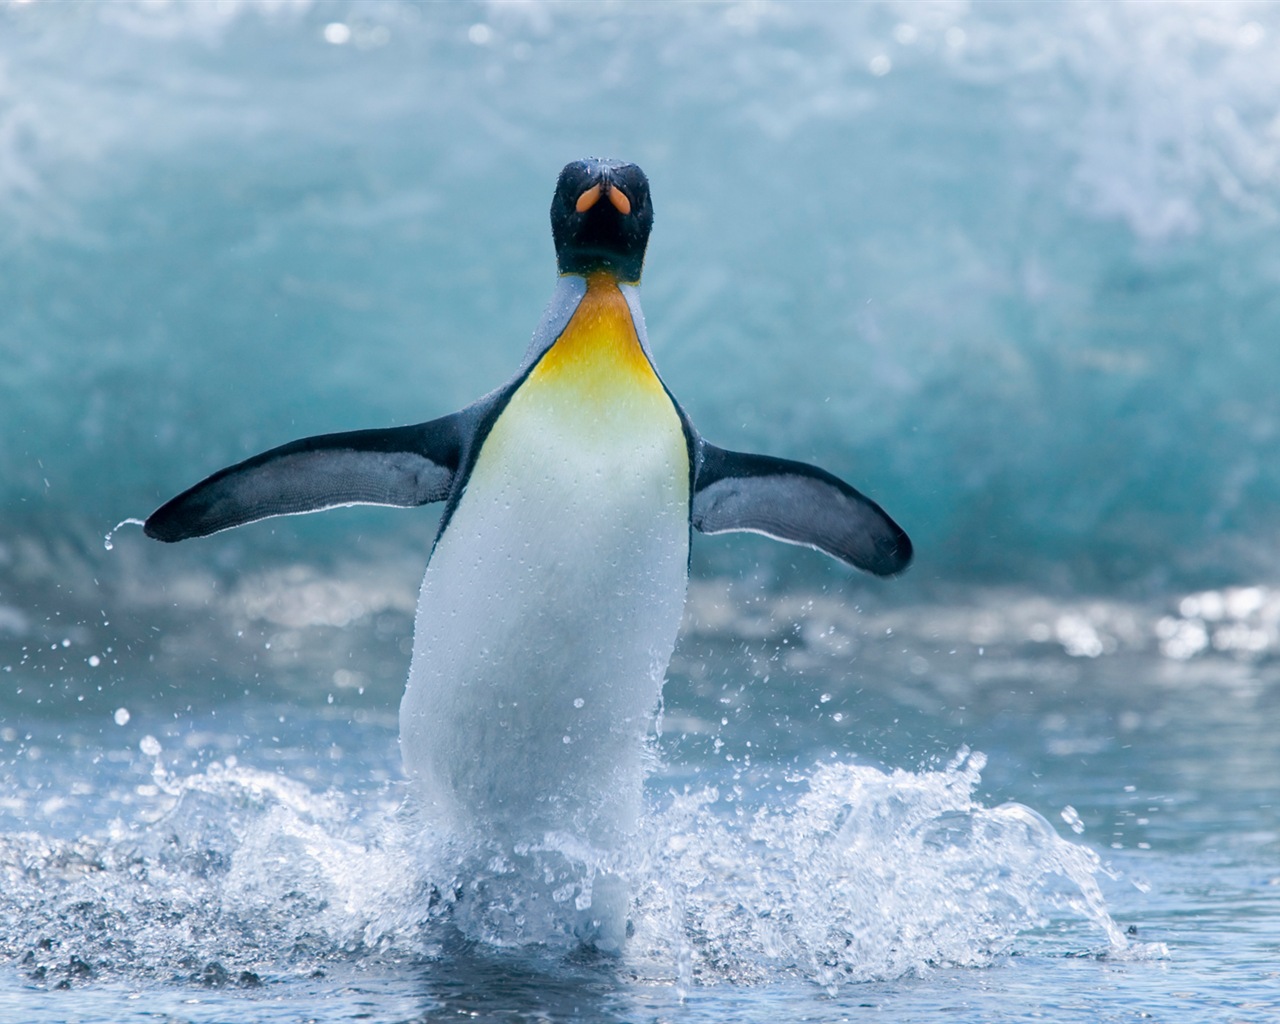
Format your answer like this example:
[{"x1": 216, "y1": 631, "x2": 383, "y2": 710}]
[{"x1": 2, "y1": 0, "x2": 1277, "y2": 622}]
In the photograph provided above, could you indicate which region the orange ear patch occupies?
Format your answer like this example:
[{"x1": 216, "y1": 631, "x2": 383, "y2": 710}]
[{"x1": 575, "y1": 184, "x2": 602, "y2": 213}]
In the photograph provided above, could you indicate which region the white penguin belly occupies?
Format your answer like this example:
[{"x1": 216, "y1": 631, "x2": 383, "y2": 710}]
[{"x1": 399, "y1": 293, "x2": 689, "y2": 847}]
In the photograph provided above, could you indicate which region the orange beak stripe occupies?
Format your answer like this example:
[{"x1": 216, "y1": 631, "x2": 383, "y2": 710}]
[
  {"x1": 608, "y1": 186, "x2": 632, "y2": 215},
  {"x1": 575, "y1": 184, "x2": 602, "y2": 213}
]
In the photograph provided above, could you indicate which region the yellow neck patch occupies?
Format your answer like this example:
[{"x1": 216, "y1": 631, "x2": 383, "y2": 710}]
[{"x1": 529, "y1": 273, "x2": 664, "y2": 400}]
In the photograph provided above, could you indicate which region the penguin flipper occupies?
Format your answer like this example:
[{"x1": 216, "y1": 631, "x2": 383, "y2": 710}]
[
  {"x1": 691, "y1": 443, "x2": 912, "y2": 576},
  {"x1": 145, "y1": 417, "x2": 465, "y2": 543}
]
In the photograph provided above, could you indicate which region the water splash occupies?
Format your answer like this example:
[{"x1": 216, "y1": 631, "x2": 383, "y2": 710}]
[
  {"x1": 628, "y1": 749, "x2": 1132, "y2": 993},
  {"x1": 0, "y1": 747, "x2": 1143, "y2": 993}
]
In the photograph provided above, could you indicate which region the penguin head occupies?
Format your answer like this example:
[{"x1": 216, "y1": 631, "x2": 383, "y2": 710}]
[{"x1": 551, "y1": 159, "x2": 653, "y2": 284}]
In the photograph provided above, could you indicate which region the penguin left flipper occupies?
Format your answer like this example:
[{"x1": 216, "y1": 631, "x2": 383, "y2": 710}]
[
  {"x1": 145, "y1": 416, "x2": 468, "y2": 543},
  {"x1": 691, "y1": 442, "x2": 913, "y2": 577}
]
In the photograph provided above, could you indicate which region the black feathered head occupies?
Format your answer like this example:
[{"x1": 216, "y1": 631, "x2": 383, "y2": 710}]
[{"x1": 550, "y1": 159, "x2": 653, "y2": 283}]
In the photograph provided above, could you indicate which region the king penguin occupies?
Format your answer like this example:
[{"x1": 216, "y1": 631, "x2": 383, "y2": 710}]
[{"x1": 144, "y1": 158, "x2": 912, "y2": 947}]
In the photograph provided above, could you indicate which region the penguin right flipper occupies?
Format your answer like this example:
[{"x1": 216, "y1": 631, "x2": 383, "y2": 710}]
[
  {"x1": 691, "y1": 443, "x2": 913, "y2": 577},
  {"x1": 145, "y1": 416, "x2": 467, "y2": 542}
]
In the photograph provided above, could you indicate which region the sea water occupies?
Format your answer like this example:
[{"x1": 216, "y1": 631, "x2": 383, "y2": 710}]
[{"x1": 2, "y1": 2, "x2": 1279, "y2": 1021}]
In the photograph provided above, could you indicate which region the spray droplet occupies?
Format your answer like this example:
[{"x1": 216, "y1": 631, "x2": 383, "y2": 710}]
[
  {"x1": 113, "y1": 707, "x2": 130, "y2": 726},
  {"x1": 104, "y1": 518, "x2": 146, "y2": 551},
  {"x1": 140, "y1": 735, "x2": 161, "y2": 757}
]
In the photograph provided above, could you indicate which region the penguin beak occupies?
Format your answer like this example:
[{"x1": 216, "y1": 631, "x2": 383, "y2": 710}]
[{"x1": 575, "y1": 181, "x2": 632, "y2": 216}]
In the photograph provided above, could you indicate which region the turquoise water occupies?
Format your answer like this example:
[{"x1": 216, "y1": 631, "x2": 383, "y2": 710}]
[{"x1": 3, "y1": 1, "x2": 1279, "y2": 1020}]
